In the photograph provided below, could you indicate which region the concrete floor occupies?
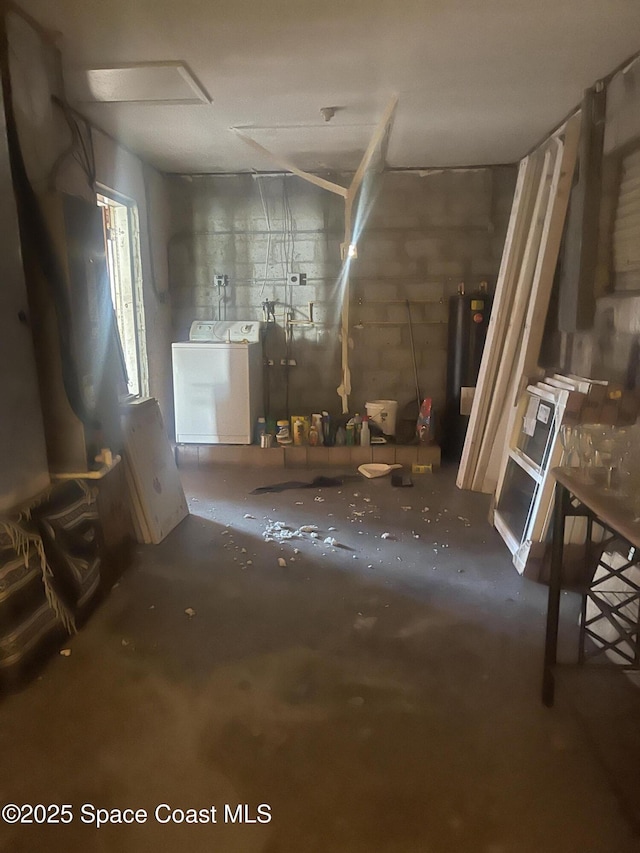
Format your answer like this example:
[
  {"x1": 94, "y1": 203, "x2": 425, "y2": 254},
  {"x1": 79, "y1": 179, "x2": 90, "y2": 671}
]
[{"x1": 0, "y1": 464, "x2": 638, "y2": 853}]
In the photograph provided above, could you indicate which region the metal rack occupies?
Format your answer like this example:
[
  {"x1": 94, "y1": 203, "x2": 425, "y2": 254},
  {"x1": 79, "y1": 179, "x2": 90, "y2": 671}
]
[{"x1": 543, "y1": 468, "x2": 640, "y2": 706}]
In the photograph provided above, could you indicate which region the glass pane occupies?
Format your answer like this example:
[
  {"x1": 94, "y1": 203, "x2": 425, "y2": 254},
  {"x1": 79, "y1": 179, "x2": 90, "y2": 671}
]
[
  {"x1": 496, "y1": 458, "x2": 537, "y2": 545},
  {"x1": 515, "y1": 395, "x2": 556, "y2": 468}
]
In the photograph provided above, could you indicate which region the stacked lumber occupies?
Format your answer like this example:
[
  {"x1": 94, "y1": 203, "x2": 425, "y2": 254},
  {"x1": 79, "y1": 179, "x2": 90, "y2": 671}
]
[{"x1": 457, "y1": 112, "x2": 582, "y2": 494}]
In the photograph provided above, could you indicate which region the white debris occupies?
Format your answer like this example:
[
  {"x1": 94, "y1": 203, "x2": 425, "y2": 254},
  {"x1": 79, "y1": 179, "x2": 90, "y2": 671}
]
[
  {"x1": 380, "y1": 532, "x2": 394, "y2": 540},
  {"x1": 353, "y1": 492, "x2": 361, "y2": 498},
  {"x1": 363, "y1": 497, "x2": 371, "y2": 503},
  {"x1": 59, "y1": 648, "x2": 72, "y2": 657},
  {"x1": 293, "y1": 548, "x2": 301, "y2": 555},
  {"x1": 246, "y1": 560, "x2": 253, "y2": 566},
  {"x1": 328, "y1": 526, "x2": 337, "y2": 531},
  {"x1": 314, "y1": 496, "x2": 325, "y2": 503},
  {"x1": 298, "y1": 525, "x2": 319, "y2": 533},
  {"x1": 263, "y1": 520, "x2": 300, "y2": 542},
  {"x1": 185, "y1": 607, "x2": 196, "y2": 617},
  {"x1": 295, "y1": 501, "x2": 304, "y2": 505},
  {"x1": 352, "y1": 510, "x2": 365, "y2": 517},
  {"x1": 241, "y1": 548, "x2": 247, "y2": 554},
  {"x1": 401, "y1": 506, "x2": 412, "y2": 511},
  {"x1": 354, "y1": 615, "x2": 377, "y2": 631},
  {"x1": 243, "y1": 513, "x2": 255, "y2": 519},
  {"x1": 310, "y1": 532, "x2": 319, "y2": 539},
  {"x1": 413, "y1": 534, "x2": 420, "y2": 539},
  {"x1": 324, "y1": 536, "x2": 338, "y2": 547},
  {"x1": 278, "y1": 557, "x2": 287, "y2": 567}
]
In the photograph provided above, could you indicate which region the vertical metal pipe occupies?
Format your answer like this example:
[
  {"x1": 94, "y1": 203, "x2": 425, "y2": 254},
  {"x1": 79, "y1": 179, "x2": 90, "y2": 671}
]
[{"x1": 543, "y1": 480, "x2": 567, "y2": 706}]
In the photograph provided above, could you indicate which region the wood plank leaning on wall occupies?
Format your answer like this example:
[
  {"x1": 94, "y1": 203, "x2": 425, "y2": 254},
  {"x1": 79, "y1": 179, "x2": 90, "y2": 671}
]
[{"x1": 457, "y1": 112, "x2": 582, "y2": 493}]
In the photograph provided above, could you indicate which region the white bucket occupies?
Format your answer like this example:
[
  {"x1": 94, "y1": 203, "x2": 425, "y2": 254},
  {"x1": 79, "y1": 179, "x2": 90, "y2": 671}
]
[{"x1": 365, "y1": 400, "x2": 398, "y2": 436}]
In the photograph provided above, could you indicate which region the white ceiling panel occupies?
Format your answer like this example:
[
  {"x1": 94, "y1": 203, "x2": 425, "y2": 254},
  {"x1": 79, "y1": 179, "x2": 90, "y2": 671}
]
[{"x1": 66, "y1": 62, "x2": 211, "y2": 104}]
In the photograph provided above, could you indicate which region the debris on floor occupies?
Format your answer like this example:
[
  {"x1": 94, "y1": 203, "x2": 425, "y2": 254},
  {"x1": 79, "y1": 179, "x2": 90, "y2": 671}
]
[
  {"x1": 278, "y1": 558, "x2": 287, "y2": 567},
  {"x1": 59, "y1": 649, "x2": 71, "y2": 657},
  {"x1": 251, "y1": 475, "x2": 348, "y2": 494},
  {"x1": 185, "y1": 607, "x2": 196, "y2": 617}
]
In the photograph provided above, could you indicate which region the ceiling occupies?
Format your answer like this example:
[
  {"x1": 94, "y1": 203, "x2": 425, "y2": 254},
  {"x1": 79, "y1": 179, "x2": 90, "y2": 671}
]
[{"x1": 15, "y1": 0, "x2": 640, "y2": 174}]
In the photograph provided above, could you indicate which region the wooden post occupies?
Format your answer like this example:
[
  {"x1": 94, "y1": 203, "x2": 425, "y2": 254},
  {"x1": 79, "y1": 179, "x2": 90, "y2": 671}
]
[
  {"x1": 490, "y1": 114, "x2": 582, "y2": 500},
  {"x1": 457, "y1": 154, "x2": 540, "y2": 489},
  {"x1": 338, "y1": 95, "x2": 398, "y2": 413},
  {"x1": 471, "y1": 146, "x2": 556, "y2": 492}
]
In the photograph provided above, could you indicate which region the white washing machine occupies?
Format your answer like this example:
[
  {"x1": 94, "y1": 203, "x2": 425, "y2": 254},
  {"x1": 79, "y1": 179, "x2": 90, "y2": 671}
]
[{"x1": 172, "y1": 321, "x2": 263, "y2": 444}]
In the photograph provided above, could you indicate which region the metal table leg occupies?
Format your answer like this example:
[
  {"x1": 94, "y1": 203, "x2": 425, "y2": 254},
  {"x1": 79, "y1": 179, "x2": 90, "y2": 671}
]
[{"x1": 543, "y1": 481, "x2": 567, "y2": 706}]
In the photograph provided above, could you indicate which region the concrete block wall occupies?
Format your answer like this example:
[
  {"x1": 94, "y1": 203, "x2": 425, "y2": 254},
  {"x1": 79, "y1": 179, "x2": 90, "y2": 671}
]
[{"x1": 167, "y1": 166, "x2": 516, "y2": 421}]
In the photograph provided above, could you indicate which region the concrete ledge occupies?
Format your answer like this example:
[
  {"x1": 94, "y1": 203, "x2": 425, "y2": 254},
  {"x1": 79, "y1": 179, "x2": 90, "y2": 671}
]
[{"x1": 176, "y1": 443, "x2": 440, "y2": 469}]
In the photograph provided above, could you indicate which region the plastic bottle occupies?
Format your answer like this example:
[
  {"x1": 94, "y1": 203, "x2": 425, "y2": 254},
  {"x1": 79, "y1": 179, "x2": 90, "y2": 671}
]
[
  {"x1": 353, "y1": 413, "x2": 362, "y2": 446},
  {"x1": 276, "y1": 420, "x2": 292, "y2": 445},
  {"x1": 346, "y1": 421, "x2": 355, "y2": 446},
  {"x1": 360, "y1": 415, "x2": 371, "y2": 447},
  {"x1": 293, "y1": 419, "x2": 305, "y2": 446},
  {"x1": 416, "y1": 398, "x2": 433, "y2": 445},
  {"x1": 311, "y1": 414, "x2": 324, "y2": 445},
  {"x1": 255, "y1": 417, "x2": 266, "y2": 445},
  {"x1": 322, "y1": 412, "x2": 332, "y2": 446},
  {"x1": 308, "y1": 426, "x2": 319, "y2": 446}
]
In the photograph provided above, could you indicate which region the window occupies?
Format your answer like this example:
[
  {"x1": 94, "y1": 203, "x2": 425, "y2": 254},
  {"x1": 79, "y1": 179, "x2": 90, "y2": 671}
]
[{"x1": 97, "y1": 191, "x2": 148, "y2": 397}]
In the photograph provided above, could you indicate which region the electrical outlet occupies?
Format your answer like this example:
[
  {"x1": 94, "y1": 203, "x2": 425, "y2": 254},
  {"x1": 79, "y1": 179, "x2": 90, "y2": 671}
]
[
  {"x1": 280, "y1": 358, "x2": 297, "y2": 366},
  {"x1": 288, "y1": 273, "x2": 307, "y2": 286},
  {"x1": 266, "y1": 358, "x2": 274, "y2": 366},
  {"x1": 214, "y1": 274, "x2": 228, "y2": 287}
]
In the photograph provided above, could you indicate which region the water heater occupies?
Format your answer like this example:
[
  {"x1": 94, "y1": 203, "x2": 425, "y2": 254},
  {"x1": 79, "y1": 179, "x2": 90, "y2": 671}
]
[{"x1": 442, "y1": 283, "x2": 492, "y2": 460}]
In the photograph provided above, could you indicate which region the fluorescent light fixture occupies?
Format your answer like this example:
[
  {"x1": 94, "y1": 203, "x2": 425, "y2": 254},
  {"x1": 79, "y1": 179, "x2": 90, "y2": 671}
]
[
  {"x1": 66, "y1": 61, "x2": 211, "y2": 105},
  {"x1": 340, "y1": 242, "x2": 358, "y2": 260}
]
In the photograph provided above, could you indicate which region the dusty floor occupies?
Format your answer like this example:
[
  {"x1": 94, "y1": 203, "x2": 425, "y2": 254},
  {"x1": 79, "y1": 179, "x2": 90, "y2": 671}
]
[{"x1": 0, "y1": 464, "x2": 639, "y2": 853}]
